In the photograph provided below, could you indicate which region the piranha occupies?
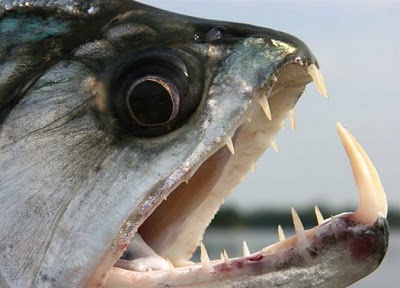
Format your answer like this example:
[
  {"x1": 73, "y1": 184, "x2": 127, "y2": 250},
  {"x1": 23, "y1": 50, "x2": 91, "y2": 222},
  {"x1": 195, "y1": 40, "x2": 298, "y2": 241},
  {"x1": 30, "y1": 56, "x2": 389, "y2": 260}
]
[{"x1": 0, "y1": 1, "x2": 389, "y2": 287}]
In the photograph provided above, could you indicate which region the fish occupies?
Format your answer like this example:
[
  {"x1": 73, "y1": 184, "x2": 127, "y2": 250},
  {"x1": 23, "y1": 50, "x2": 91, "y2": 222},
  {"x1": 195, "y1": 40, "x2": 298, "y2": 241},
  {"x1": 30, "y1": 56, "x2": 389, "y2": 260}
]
[{"x1": 0, "y1": 1, "x2": 388, "y2": 287}]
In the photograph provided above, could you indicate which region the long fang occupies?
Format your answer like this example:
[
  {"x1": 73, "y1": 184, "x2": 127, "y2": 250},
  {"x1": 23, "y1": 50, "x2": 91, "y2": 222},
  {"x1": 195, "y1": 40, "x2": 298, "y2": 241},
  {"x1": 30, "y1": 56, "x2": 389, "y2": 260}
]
[
  {"x1": 307, "y1": 64, "x2": 328, "y2": 98},
  {"x1": 243, "y1": 241, "x2": 250, "y2": 257},
  {"x1": 259, "y1": 96, "x2": 272, "y2": 120},
  {"x1": 278, "y1": 225, "x2": 286, "y2": 241},
  {"x1": 315, "y1": 205, "x2": 324, "y2": 225}
]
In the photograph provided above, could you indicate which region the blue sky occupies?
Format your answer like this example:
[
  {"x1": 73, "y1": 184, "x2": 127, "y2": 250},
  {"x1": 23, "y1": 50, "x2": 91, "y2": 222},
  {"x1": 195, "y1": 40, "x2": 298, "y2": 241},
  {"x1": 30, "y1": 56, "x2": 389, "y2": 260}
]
[{"x1": 143, "y1": 0, "x2": 399, "y2": 211}]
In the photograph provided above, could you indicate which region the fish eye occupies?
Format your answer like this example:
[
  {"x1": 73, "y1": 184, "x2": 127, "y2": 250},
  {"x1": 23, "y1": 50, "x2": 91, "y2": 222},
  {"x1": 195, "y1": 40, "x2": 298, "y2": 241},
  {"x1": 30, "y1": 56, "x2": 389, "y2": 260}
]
[
  {"x1": 110, "y1": 49, "x2": 203, "y2": 137},
  {"x1": 126, "y1": 76, "x2": 179, "y2": 126}
]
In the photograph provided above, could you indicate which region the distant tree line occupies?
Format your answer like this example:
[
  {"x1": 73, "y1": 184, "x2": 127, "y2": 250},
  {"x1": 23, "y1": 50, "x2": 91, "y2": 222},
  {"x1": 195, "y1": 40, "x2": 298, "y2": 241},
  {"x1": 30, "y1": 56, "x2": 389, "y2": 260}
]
[{"x1": 210, "y1": 206, "x2": 400, "y2": 229}]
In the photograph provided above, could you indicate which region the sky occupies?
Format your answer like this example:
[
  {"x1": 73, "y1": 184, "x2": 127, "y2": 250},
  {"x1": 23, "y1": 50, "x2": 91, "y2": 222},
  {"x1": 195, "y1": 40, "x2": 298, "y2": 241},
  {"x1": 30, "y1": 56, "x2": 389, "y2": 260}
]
[{"x1": 142, "y1": 0, "x2": 399, "y2": 212}]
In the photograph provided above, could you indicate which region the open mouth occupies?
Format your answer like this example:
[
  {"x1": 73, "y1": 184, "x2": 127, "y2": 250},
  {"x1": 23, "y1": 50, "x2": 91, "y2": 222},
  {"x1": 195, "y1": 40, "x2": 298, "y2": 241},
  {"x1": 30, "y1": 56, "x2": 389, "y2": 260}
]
[{"x1": 103, "y1": 61, "x2": 388, "y2": 287}]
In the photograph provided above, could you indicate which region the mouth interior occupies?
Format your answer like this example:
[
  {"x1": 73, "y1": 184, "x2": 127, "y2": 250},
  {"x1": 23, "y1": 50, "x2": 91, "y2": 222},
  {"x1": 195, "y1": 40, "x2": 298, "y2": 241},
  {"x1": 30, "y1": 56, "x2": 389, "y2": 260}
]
[{"x1": 115, "y1": 64, "x2": 312, "y2": 270}]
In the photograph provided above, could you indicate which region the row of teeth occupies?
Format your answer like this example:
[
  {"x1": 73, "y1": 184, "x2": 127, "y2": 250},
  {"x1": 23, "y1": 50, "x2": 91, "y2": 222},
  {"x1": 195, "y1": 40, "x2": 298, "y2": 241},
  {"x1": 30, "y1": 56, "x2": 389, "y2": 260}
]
[
  {"x1": 222, "y1": 63, "x2": 327, "y2": 156},
  {"x1": 115, "y1": 205, "x2": 323, "y2": 274},
  {"x1": 148, "y1": 64, "x2": 330, "y2": 269},
  {"x1": 171, "y1": 123, "x2": 387, "y2": 270},
  {"x1": 166, "y1": 65, "x2": 386, "y2": 270},
  {"x1": 221, "y1": 65, "x2": 386, "y2": 225},
  {"x1": 171, "y1": 64, "x2": 328, "y2": 269},
  {"x1": 197, "y1": 205, "x2": 326, "y2": 266}
]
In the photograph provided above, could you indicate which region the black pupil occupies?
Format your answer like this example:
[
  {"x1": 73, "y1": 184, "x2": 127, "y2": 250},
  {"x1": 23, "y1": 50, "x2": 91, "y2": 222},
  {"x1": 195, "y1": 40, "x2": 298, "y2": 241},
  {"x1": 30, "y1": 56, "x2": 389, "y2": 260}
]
[{"x1": 128, "y1": 80, "x2": 174, "y2": 125}]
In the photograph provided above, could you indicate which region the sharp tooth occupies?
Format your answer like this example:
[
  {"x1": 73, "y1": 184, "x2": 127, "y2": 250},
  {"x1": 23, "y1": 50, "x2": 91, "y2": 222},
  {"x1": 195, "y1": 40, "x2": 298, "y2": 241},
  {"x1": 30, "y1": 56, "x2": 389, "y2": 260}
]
[
  {"x1": 272, "y1": 73, "x2": 278, "y2": 82},
  {"x1": 352, "y1": 145, "x2": 386, "y2": 213},
  {"x1": 166, "y1": 258, "x2": 175, "y2": 270},
  {"x1": 278, "y1": 225, "x2": 286, "y2": 241},
  {"x1": 223, "y1": 250, "x2": 230, "y2": 262},
  {"x1": 315, "y1": 205, "x2": 324, "y2": 225},
  {"x1": 224, "y1": 136, "x2": 235, "y2": 155},
  {"x1": 251, "y1": 163, "x2": 256, "y2": 173},
  {"x1": 291, "y1": 207, "x2": 305, "y2": 238},
  {"x1": 200, "y1": 242, "x2": 210, "y2": 264},
  {"x1": 346, "y1": 129, "x2": 388, "y2": 218},
  {"x1": 336, "y1": 122, "x2": 387, "y2": 224},
  {"x1": 243, "y1": 241, "x2": 250, "y2": 257},
  {"x1": 271, "y1": 140, "x2": 279, "y2": 152},
  {"x1": 307, "y1": 64, "x2": 328, "y2": 98},
  {"x1": 289, "y1": 109, "x2": 296, "y2": 132},
  {"x1": 259, "y1": 96, "x2": 272, "y2": 120}
]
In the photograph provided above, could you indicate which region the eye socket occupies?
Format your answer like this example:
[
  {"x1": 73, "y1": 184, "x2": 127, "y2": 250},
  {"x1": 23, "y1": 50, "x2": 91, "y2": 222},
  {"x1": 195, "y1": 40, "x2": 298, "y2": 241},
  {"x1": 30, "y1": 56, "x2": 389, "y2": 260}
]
[
  {"x1": 126, "y1": 77, "x2": 179, "y2": 126},
  {"x1": 110, "y1": 49, "x2": 203, "y2": 137}
]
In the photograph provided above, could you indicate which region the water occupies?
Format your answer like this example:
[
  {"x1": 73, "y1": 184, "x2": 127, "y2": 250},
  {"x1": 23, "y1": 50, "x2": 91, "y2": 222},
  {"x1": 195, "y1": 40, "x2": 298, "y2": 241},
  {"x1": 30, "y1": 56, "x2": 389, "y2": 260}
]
[{"x1": 191, "y1": 228, "x2": 399, "y2": 287}]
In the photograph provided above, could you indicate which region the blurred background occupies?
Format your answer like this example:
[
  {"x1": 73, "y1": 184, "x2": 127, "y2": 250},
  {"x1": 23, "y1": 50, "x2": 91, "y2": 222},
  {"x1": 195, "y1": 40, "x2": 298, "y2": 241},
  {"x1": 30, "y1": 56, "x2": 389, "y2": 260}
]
[{"x1": 143, "y1": 1, "x2": 399, "y2": 286}]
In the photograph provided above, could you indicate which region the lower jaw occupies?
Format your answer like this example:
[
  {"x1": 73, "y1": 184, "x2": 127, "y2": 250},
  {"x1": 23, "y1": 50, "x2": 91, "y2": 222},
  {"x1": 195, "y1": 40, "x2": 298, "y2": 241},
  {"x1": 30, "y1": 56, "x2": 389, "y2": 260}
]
[{"x1": 105, "y1": 213, "x2": 388, "y2": 288}]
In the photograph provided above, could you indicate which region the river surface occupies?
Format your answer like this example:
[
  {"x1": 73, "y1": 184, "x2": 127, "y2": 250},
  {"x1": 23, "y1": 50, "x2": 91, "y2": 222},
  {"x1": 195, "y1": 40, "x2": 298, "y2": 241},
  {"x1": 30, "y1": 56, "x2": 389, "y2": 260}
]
[{"x1": 191, "y1": 228, "x2": 398, "y2": 287}]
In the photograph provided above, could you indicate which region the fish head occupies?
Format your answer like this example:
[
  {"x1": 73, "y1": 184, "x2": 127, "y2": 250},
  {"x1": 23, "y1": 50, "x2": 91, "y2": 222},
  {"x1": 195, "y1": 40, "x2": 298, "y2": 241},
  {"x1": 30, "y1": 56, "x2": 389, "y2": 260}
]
[{"x1": 0, "y1": 1, "x2": 387, "y2": 288}]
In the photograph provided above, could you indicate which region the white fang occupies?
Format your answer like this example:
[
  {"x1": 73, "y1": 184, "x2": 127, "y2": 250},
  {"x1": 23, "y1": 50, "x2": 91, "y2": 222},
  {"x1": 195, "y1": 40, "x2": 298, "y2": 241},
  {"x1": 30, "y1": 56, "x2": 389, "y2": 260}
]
[
  {"x1": 223, "y1": 250, "x2": 230, "y2": 262},
  {"x1": 336, "y1": 122, "x2": 387, "y2": 224},
  {"x1": 166, "y1": 258, "x2": 175, "y2": 271},
  {"x1": 243, "y1": 241, "x2": 250, "y2": 257},
  {"x1": 278, "y1": 225, "x2": 286, "y2": 241},
  {"x1": 271, "y1": 140, "x2": 279, "y2": 152},
  {"x1": 289, "y1": 109, "x2": 296, "y2": 132},
  {"x1": 307, "y1": 64, "x2": 328, "y2": 98},
  {"x1": 315, "y1": 205, "x2": 324, "y2": 225},
  {"x1": 224, "y1": 136, "x2": 235, "y2": 155},
  {"x1": 259, "y1": 96, "x2": 272, "y2": 120},
  {"x1": 291, "y1": 207, "x2": 305, "y2": 237},
  {"x1": 200, "y1": 242, "x2": 210, "y2": 264}
]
